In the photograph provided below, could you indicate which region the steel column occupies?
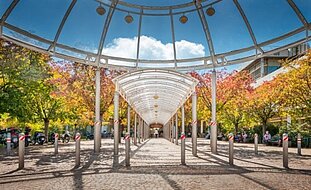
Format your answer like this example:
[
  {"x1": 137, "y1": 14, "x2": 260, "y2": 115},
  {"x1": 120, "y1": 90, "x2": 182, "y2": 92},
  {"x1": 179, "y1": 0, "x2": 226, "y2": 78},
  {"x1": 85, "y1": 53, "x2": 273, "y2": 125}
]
[
  {"x1": 283, "y1": 133, "x2": 289, "y2": 168},
  {"x1": 94, "y1": 68, "x2": 101, "y2": 153},
  {"x1": 170, "y1": 117, "x2": 174, "y2": 143},
  {"x1": 297, "y1": 133, "x2": 302, "y2": 156},
  {"x1": 211, "y1": 69, "x2": 217, "y2": 154},
  {"x1": 75, "y1": 133, "x2": 81, "y2": 167},
  {"x1": 139, "y1": 117, "x2": 141, "y2": 143},
  {"x1": 134, "y1": 114, "x2": 137, "y2": 145},
  {"x1": 192, "y1": 92, "x2": 197, "y2": 156},
  {"x1": 113, "y1": 91, "x2": 119, "y2": 166},
  {"x1": 260, "y1": 58, "x2": 265, "y2": 77},
  {"x1": 141, "y1": 119, "x2": 145, "y2": 142},
  {"x1": 6, "y1": 132, "x2": 11, "y2": 155},
  {"x1": 18, "y1": 133, "x2": 25, "y2": 169},
  {"x1": 175, "y1": 114, "x2": 178, "y2": 145},
  {"x1": 181, "y1": 106, "x2": 185, "y2": 165},
  {"x1": 125, "y1": 133, "x2": 130, "y2": 166},
  {"x1": 254, "y1": 133, "x2": 258, "y2": 155},
  {"x1": 127, "y1": 105, "x2": 131, "y2": 134},
  {"x1": 54, "y1": 133, "x2": 59, "y2": 155},
  {"x1": 229, "y1": 134, "x2": 234, "y2": 166},
  {"x1": 200, "y1": 120, "x2": 203, "y2": 136}
]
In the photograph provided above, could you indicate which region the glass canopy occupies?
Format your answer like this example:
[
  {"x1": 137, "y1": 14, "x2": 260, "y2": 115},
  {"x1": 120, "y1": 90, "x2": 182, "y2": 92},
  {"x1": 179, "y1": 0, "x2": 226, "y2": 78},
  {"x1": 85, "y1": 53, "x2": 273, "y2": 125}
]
[
  {"x1": 0, "y1": 0, "x2": 310, "y2": 70},
  {"x1": 113, "y1": 69, "x2": 198, "y2": 125}
]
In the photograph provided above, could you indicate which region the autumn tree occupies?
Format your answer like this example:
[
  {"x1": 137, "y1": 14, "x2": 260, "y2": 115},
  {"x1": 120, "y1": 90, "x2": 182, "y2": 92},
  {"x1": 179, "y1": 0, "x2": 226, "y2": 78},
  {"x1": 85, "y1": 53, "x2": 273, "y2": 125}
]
[
  {"x1": 218, "y1": 71, "x2": 253, "y2": 134},
  {"x1": 53, "y1": 62, "x2": 121, "y2": 131},
  {"x1": 271, "y1": 51, "x2": 311, "y2": 133}
]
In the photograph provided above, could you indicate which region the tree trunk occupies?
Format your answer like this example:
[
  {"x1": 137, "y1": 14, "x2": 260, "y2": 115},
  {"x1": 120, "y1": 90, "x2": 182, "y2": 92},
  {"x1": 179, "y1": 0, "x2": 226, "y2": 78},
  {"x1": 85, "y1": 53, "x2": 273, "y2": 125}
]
[
  {"x1": 44, "y1": 118, "x2": 49, "y2": 143},
  {"x1": 234, "y1": 124, "x2": 239, "y2": 135}
]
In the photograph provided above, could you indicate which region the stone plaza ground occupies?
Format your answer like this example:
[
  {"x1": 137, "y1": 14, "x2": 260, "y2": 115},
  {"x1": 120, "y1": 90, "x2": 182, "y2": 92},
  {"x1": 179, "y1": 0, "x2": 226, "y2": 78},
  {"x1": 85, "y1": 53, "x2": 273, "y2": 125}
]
[{"x1": 0, "y1": 138, "x2": 310, "y2": 190}]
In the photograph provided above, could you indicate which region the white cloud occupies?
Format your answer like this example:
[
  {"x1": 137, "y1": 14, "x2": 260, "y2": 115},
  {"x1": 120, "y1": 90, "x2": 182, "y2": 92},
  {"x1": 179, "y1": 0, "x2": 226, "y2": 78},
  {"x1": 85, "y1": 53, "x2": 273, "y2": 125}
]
[{"x1": 102, "y1": 36, "x2": 205, "y2": 60}]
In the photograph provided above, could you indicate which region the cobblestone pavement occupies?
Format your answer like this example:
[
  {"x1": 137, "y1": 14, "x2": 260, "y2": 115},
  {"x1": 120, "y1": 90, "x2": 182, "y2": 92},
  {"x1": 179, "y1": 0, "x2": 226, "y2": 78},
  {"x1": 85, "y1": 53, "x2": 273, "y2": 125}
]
[{"x1": 0, "y1": 138, "x2": 310, "y2": 190}]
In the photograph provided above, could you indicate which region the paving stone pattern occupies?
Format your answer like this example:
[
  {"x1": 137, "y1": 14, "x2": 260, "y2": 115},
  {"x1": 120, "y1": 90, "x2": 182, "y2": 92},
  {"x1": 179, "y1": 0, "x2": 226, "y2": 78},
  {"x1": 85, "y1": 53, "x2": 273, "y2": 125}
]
[{"x1": 0, "y1": 138, "x2": 310, "y2": 190}]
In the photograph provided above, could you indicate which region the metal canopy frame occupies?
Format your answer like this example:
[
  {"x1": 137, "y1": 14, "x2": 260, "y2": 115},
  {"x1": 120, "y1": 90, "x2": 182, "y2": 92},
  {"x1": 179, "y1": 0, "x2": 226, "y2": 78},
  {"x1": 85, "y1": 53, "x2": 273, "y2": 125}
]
[
  {"x1": 113, "y1": 69, "x2": 198, "y2": 125},
  {"x1": 0, "y1": 0, "x2": 310, "y2": 71}
]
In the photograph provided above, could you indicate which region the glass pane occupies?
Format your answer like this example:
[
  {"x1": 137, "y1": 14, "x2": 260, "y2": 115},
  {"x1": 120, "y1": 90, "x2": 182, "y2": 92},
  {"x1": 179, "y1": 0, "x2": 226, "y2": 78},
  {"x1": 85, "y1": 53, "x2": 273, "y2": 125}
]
[
  {"x1": 138, "y1": 62, "x2": 175, "y2": 68},
  {"x1": 122, "y1": 0, "x2": 189, "y2": 6},
  {"x1": 239, "y1": 0, "x2": 303, "y2": 43},
  {"x1": 103, "y1": 9, "x2": 139, "y2": 59},
  {"x1": 55, "y1": 47, "x2": 87, "y2": 60},
  {"x1": 261, "y1": 31, "x2": 306, "y2": 52},
  {"x1": 0, "y1": 0, "x2": 11, "y2": 19},
  {"x1": 6, "y1": 0, "x2": 71, "y2": 41},
  {"x1": 206, "y1": 0, "x2": 254, "y2": 54},
  {"x1": 225, "y1": 50, "x2": 256, "y2": 61},
  {"x1": 173, "y1": 11, "x2": 209, "y2": 59},
  {"x1": 139, "y1": 15, "x2": 174, "y2": 60},
  {"x1": 58, "y1": 0, "x2": 108, "y2": 54},
  {"x1": 177, "y1": 60, "x2": 204, "y2": 67},
  {"x1": 3, "y1": 27, "x2": 50, "y2": 49},
  {"x1": 294, "y1": 0, "x2": 311, "y2": 22},
  {"x1": 108, "y1": 60, "x2": 136, "y2": 67}
]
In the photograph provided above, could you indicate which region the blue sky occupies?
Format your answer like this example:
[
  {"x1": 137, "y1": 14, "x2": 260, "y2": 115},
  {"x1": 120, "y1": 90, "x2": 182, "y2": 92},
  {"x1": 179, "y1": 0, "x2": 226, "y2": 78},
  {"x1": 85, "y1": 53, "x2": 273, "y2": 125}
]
[{"x1": 0, "y1": 0, "x2": 310, "y2": 71}]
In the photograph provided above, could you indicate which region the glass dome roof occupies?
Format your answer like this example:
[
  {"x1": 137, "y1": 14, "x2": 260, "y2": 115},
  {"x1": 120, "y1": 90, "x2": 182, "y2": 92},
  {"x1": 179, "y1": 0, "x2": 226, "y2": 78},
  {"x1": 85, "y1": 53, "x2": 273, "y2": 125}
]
[{"x1": 0, "y1": 0, "x2": 310, "y2": 70}]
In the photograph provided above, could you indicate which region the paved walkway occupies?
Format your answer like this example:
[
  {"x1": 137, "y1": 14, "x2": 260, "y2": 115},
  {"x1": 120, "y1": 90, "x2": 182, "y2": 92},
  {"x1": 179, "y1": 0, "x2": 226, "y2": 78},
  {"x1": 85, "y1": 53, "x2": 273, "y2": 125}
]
[{"x1": 0, "y1": 138, "x2": 310, "y2": 189}]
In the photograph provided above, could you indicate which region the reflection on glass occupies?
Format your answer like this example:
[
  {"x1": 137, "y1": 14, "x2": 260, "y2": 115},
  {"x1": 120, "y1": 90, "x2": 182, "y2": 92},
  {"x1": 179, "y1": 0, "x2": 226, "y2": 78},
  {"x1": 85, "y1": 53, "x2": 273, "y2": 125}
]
[
  {"x1": 239, "y1": 0, "x2": 302, "y2": 43},
  {"x1": 6, "y1": 0, "x2": 70, "y2": 40}
]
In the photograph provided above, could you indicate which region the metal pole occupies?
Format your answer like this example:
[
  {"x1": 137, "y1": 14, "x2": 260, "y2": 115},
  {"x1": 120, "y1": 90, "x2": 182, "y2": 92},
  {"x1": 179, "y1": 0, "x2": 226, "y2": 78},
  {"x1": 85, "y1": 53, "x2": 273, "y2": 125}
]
[
  {"x1": 175, "y1": 114, "x2": 178, "y2": 145},
  {"x1": 94, "y1": 68, "x2": 101, "y2": 153},
  {"x1": 54, "y1": 133, "x2": 59, "y2": 155},
  {"x1": 260, "y1": 58, "x2": 264, "y2": 77},
  {"x1": 297, "y1": 133, "x2": 301, "y2": 156},
  {"x1": 254, "y1": 133, "x2": 258, "y2": 155},
  {"x1": 75, "y1": 133, "x2": 81, "y2": 167},
  {"x1": 229, "y1": 134, "x2": 234, "y2": 165},
  {"x1": 125, "y1": 133, "x2": 130, "y2": 166},
  {"x1": 283, "y1": 133, "x2": 289, "y2": 168},
  {"x1": 138, "y1": 117, "x2": 141, "y2": 143},
  {"x1": 18, "y1": 133, "x2": 25, "y2": 169},
  {"x1": 171, "y1": 118, "x2": 174, "y2": 143},
  {"x1": 6, "y1": 131, "x2": 11, "y2": 155},
  {"x1": 141, "y1": 119, "x2": 145, "y2": 142},
  {"x1": 181, "y1": 106, "x2": 185, "y2": 165},
  {"x1": 127, "y1": 105, "x2": 131, "y2": 134},
  {"x1": 200, "y1": 120, "x2": 203, "y2": 136},
  {"x1": 211, "y1": 69, "x2": 217, "y2": 154},
  {"x1": 192, "y1": 92, "x2": 197, "y2": 156},
  {"x1": 113, "y1": 91, "x2": 119, "y2": 167},
  {"x1": 134, "y1": 114, "x2": 137, "y2": 145}
]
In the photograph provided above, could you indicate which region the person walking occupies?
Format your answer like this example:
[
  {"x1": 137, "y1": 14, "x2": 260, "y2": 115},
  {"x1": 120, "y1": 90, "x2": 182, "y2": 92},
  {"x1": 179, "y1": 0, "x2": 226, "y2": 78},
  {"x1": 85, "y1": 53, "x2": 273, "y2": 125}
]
[{"x1": 154, "y1": 129, "x2": 159, "y2": 138}]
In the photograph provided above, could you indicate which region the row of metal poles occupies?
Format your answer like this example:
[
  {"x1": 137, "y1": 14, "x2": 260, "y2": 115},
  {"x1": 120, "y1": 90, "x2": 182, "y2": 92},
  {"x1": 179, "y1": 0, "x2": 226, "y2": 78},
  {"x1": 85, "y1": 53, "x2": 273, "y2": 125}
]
[
  {"x1": 162, "y1": 92, "x2": 197, "y2": 165},
  {"x1": 113, "y1": 90, "x2": 152, "y2": 167},
  {"x1": 229, "y1": 133, "x2": 303, "y2": 168},
  {"x1": 14, "y1": 129, "x2": 303, "y2": 170},
  {"x1": 16, "y1": 132, "x2": 81, "y2": 169}
]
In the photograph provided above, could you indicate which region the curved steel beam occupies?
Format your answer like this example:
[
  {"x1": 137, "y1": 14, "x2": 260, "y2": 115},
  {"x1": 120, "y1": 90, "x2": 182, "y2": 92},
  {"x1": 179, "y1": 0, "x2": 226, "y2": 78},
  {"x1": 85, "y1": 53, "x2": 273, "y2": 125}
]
[
  {"x1": 170, "y1": 9, "x2": 177, "y2": 68},
  {"x1": 96, "y1": 0, "x2": 119, "y2": 66},
  {"x1": 0, "y1": 0, "x2": 20, "y2": 35},
  {"x1": 119, "y1": 76, "x2": 193, "y2": 88},
  {"x1": 94, "y1": 0, "x2": 223, "y2": 16},
  {"x1": 287, "y1": 0, "x2": 308, "y2": 27},
  {"x1": 48, "y1": 0, "x2": 77, "y2": 52},
  {"x1": 194, "y1": 1, "x2": 217, "y2": 65},
  {"x1": 136, "y1": 9, "x2": 143, "y2": 67},
  {"x1": 233, "y1": 0, "x2": 263, "y2": 54}
]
